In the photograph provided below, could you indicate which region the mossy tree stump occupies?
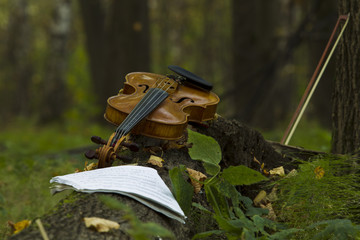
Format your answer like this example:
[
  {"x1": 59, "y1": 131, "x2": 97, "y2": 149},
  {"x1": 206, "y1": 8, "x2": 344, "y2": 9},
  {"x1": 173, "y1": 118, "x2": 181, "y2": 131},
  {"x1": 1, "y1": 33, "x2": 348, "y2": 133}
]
[{"x1": 10, "y1": 117, "x2": 296, "y2": 240}]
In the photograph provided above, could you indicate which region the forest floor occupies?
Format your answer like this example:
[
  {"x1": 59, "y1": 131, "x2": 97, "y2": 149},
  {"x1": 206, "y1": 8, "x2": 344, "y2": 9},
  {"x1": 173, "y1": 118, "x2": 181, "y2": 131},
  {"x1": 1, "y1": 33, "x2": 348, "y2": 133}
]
[
  {"x1": 0, "y1": 118, "x2": 338, "y2": 239},
  {"x1": 0, "y1": 119, "x2": 114, "y2": 238}
]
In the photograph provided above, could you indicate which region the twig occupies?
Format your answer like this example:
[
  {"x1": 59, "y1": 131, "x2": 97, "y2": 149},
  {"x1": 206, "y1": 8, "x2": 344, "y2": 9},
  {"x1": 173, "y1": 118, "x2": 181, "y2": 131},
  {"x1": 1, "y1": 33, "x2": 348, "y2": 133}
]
[{"x1": 36, "y1": 219, "x2": 49, "y2": 240}]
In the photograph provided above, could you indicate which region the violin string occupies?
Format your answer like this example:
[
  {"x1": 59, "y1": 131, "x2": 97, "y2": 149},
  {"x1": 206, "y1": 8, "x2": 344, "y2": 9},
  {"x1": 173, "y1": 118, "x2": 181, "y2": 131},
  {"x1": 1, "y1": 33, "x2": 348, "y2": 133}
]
[
  {"x1": 111, "y1": 78, "x2": 168, "y2": 144},
  {"x1": 120, "y1": 90, "x2": 167, "y2": 137},
  {"x1": 119, "y1": 80, "x2": 176, "y2": 136},
  {"x1": 119, "y1": 90, "x2": 163, "y2": 135},
  {"x1": 116, "y1": 78, "x2": 168, "y2": 133},
  {"x1": 113, "y1": 78, "x2": 168, "y2": 137},
  {"x1": 111, "y1": 78, "x2": 177, "y2": 145},
  {"x1": 111, "y1": 92, "x2": 156, "y2": 145},
  {"x1": 111, "y1": 90, "x2": 166, "y2": 145},
  {"x1": 115, "y1": 79, "x2": 176, "y2": 139}
]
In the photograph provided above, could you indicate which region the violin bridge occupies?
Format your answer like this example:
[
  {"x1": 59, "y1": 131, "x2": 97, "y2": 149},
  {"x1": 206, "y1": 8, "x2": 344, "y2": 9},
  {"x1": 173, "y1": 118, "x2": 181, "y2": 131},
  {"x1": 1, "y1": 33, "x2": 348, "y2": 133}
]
[{"x1": 156, "y1": 77, "x2": 178, "y2": 94}]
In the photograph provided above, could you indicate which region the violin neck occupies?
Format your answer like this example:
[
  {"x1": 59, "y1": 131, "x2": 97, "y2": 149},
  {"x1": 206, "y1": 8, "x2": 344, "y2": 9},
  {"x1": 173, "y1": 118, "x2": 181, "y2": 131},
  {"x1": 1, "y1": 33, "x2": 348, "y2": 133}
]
[{"x1": 111, "y1": 88, "x2": 169, "y2": 145}]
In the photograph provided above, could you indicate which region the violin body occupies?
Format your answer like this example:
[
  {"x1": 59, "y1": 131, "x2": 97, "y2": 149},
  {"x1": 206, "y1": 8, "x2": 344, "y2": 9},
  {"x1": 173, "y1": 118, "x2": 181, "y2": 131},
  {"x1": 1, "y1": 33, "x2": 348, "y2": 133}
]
[
  {"x1": 85, "y1": 67, "x2": 220, "y2": 168},
  {"x1": 104, "y1": 72, "x2": 219, "y2": 140}
]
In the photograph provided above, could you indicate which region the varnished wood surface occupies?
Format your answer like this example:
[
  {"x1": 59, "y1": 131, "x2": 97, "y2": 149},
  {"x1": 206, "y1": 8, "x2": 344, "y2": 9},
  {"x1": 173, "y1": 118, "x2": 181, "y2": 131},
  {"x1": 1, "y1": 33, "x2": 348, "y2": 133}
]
[{"x1": 104, "y1": 72, "x2": 220, "y2": 139}]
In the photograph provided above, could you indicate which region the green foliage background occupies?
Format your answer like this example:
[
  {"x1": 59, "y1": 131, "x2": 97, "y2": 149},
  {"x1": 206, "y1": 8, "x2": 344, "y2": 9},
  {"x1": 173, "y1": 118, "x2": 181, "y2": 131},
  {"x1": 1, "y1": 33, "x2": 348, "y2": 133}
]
[{"x1": 0, "y1": 120, "x2": 112, "y2": 238}]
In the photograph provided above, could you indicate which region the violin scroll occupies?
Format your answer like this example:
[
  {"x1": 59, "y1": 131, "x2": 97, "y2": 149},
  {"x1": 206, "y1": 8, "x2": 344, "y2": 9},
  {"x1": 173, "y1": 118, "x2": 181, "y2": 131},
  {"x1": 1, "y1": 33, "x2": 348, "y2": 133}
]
[
  {"x1": 89, "y1": 135, "x2": 139, "y2": 151},
  {"x1": 84, "y1": 134, "x2": 138, "y2": 168},
  {"x1": 90, "y1": 136, "x2": 107, "y2": 145}
]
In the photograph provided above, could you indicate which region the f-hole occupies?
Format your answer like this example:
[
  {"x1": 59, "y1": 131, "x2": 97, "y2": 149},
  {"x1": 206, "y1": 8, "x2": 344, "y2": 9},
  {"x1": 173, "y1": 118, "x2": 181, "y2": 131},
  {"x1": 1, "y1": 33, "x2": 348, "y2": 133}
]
[
  {"x1": 138, "y1": 84, "x2": 149, "y2": 93},
  {"x1": 170, "y1": 97, "x2": 195, "y2": 103}
]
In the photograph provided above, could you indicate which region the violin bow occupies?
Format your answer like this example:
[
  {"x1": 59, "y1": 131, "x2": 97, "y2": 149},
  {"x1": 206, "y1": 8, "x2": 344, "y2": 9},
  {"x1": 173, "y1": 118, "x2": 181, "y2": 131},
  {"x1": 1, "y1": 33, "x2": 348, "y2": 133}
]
[{"x1": 281, "y1": 13, "x2": 350, "y2": 145}]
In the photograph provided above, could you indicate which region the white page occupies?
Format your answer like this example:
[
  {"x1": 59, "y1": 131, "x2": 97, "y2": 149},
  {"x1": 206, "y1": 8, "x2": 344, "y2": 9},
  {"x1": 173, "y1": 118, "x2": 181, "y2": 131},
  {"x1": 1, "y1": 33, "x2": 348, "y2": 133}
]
[{"x1": 50, "y1": 166, "x2": 185, "y2": 222}]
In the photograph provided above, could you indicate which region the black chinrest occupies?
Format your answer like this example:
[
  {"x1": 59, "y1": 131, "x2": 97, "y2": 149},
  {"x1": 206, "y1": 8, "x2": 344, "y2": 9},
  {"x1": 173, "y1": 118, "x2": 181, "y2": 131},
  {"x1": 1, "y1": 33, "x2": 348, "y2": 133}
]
[{"x1": 168, "y1": 65, "x2": 213, "y2": 91}]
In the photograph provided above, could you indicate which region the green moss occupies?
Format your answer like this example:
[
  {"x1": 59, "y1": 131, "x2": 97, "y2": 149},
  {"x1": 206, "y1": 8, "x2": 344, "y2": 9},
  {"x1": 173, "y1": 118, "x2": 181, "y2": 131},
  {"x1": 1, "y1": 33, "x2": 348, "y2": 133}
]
[
  {"x1": 61, "y1": 192, "x2": 80, "y2": 205},
  {"x1": 0, "y1": 121, "x2": 110, "y2": 238},
  {"x1": 273, "y1": 154, "x2": 360, "y2": 239}
]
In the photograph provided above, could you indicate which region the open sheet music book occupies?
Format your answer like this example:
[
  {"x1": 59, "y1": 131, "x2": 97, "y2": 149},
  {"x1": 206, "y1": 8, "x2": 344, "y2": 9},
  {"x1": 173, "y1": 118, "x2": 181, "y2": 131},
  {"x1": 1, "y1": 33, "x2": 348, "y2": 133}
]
[{"x1": 50, "y1": 165, "x2": 186, "y2": 223}]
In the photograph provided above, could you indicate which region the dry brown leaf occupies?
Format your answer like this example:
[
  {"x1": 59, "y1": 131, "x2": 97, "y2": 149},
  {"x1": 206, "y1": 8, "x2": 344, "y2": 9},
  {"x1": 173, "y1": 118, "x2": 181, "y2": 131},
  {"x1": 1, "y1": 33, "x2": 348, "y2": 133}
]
[
  {"x1": 187, "y1": 168, "x2": 207, "y2": 194},
  {"x1": 269, "y1": 166, "x2": 285, "y2": 177},
  {"x1": 258, "y1": 162, "x2": 270, "y2": 176},
  {"x1": 75, "y1": 162, "x2": 98, "y2": 173},
  {"x1": 8, "y1": 220, "x2": 31, "y2": 235},
  {"x1": 147, "y1": 155, "x2": 164, "y2": 167},
  {"x1": 144, "y1": 146, "x2": 163, "y2": 155},
  {"x1": 253, "y1": 156, "x2": 261, "y2": 165},
  {"x1": 260, "y1": 203, "x2": 277, "y2": 221},
  {"x1": 263, "y1": 169, "x2": 270, "y2": 176},
  {"x1": 84, "y1": 217, "x2": 120, "y2": 232},
  {"x1": 285, "y1": 169, "x2": 298, "y2": 178},
  {"x1": 84, "y1": 162, "x2": 98, "y2": 171}
]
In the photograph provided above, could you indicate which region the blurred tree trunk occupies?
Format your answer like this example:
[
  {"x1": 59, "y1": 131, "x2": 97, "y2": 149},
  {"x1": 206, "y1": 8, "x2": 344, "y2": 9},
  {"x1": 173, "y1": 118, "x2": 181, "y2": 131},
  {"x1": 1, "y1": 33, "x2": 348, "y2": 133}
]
[
  {"x1": 231, "y1": 0, "x2": 295, "y2": 129},
  {"x1": 332, "y1": 0, "x2": 360, "y2": 154},
  {"x1": 39, "y1": 0, "x2": 72, "y2": 122},
  {"x1": 0, "y1": 0, "x2": 33, "y2": 120},
  {"x1": 306, "y1": 0, "x2": 337, "y2": 129},
  {"x1": 197, "y1": 0, "x2": 231, "y2": 98},
  {"x1": 231, "y1": 0, "x2": 321, "y2": 130},
  {"x1": 79, "y1": 0, "x2": 150, "y2": 112}
]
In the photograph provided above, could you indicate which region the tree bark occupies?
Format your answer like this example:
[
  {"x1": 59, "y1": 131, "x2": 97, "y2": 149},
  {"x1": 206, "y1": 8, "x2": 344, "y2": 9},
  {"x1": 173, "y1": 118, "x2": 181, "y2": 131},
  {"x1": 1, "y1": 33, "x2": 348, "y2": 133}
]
[
  {"x1": 9, "y1": 117, "x2": 294, "y2": 240},
  {"x1": 78, "y1": 0, "x2": 107, "y2": 109},
  {"x1": 231, "y1": 0, "x2": 296, "y2": 129},
  {"x1": 39, "y1": 0, "x2": 72, "y2": 122},
  {"x1": 306, "y1": 0, "x2": 337, "y2": 129},
  {"x1": 0, "y1": 0, "x2": 33, "y2": 120},
  {"x1": 231, "y1": 0, "x2": 324, "y2": 130},
  {"x1": 332, "y1": 0, "x2": 360, "y2": 154}
]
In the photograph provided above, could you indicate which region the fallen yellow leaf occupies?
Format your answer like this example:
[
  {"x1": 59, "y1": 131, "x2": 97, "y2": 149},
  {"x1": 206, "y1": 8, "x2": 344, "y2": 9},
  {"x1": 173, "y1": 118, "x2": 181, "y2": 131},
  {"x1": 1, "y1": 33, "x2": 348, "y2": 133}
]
[
  {"x1": 147, "y1": 155, "x2": 164, "y2": 167},
  {"x1": 75, "y1": 161, "x2": 98, "y2": 172},
  {"x1": 260, "y1": 162, "x2": 270, "y2": 175},
  {"x1": 8, "y1": 219, "x2": 31, "y2": 234},
  {"x1": 253, "y1": 156, "x2": 261, "y2": 165},
  {"x1": 314, "y1": 166, "x2": 325, "y2": 179},
  {"x1": 269, "y1": 166, "x2": 285, "y2": 177},
  {"x1": 84, "y1": 217, "x2": 120, "y2": 232},
  {"x1": 285, "y1": 169, "x2": 298, "y2": 178},
  {"x1": 84, "y1": 162, "x2": 98, "y2": 171},
  {"x1": 260, "y1": 202, "x2": 277, "y2": 221},
  {"x1": 253, "y1": 190, "x2": 267, "y2": 206},
  {"x1": 187, "y1": 168, "x2": 207, "y2": 194}
]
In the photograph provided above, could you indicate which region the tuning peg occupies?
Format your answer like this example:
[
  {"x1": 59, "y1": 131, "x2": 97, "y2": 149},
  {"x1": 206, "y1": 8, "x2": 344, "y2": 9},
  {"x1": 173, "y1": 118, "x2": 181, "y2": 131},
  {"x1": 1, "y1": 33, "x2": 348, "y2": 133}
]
[
  {"x1": 121, "y1": 142, "x2": 140, "y2": 152},
  {"x1": 84, "y1": 149, "x2": 98, "y2": 159},
  {"x1": 90, "y1": 136, "x2": 107, "y2": 145},
  {"x1": 115, "y1": 154, "x2": 132, "y2": 162}
]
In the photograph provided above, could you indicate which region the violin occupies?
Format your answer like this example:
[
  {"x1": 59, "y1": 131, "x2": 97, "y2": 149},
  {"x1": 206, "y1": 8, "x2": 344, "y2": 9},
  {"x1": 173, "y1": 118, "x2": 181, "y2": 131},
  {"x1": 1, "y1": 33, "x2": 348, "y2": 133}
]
[{"x1": 85, "y1": 66, "x2": 220, "y2": 168}]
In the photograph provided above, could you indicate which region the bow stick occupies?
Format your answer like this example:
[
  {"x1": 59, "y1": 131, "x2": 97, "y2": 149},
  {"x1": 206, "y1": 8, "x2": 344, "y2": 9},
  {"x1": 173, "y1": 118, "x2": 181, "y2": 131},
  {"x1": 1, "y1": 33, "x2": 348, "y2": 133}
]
[{"x1": 281, "y1": 13, "x2": 350, "y2": 145}]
